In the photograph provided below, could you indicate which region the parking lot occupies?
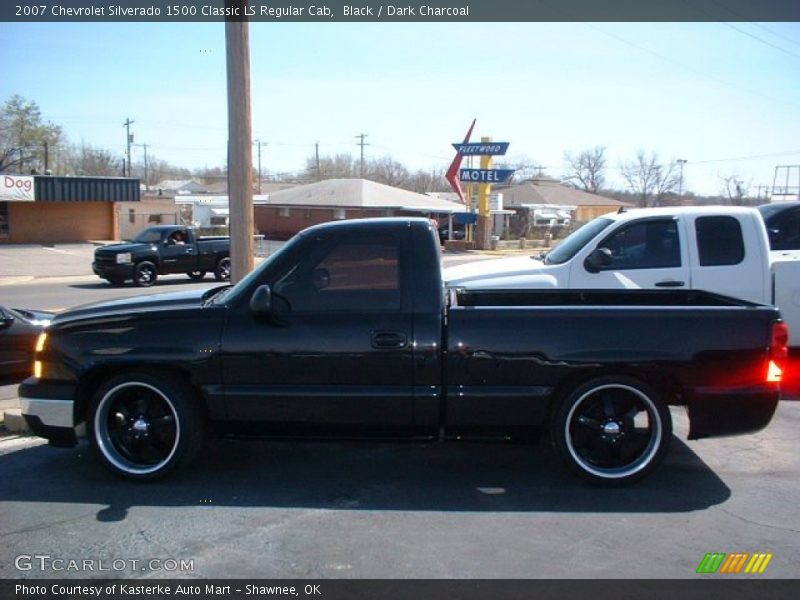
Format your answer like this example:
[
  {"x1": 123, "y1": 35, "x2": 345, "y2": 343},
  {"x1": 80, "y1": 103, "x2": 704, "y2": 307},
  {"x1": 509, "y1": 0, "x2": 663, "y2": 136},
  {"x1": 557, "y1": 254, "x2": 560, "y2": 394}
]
[{"x1": 1, "y1": 398, "x2": 799, "y2": 579}]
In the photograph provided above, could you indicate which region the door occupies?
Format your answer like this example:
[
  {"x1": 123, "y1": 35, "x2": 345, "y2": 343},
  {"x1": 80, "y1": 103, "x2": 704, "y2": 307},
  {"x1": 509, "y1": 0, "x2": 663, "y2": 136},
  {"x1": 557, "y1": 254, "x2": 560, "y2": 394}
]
[
  {"x1": 220, "y1": 228, "x2": 415, "y2": 432},
  {"x1": 570, "y1": 217, "x2": 691, "y2": 290},
  {"x1": 160, "y1": 229, "x2": 198, "y2": 272}
]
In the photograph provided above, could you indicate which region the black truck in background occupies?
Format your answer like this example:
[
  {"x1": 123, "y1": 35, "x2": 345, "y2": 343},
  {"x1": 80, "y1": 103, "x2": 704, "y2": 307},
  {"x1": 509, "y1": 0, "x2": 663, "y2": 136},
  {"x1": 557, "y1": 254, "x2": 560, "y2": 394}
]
[
  {"x1": 92, "y1": 225, "x2": 230, "y2": 287},
  {"x1": 22, "y1": 218, "x2": 787, "y2": 485}
]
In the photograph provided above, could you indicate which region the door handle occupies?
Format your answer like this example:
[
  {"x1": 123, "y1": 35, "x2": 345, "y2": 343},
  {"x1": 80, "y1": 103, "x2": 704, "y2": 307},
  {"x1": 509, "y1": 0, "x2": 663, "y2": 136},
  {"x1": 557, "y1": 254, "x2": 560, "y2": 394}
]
[
  {"x1": 655, "y1": 280, "x2": 685, "y2": 288},
  {"x1": 371, "y1": 331, "x2": 408, "y2": 349}
]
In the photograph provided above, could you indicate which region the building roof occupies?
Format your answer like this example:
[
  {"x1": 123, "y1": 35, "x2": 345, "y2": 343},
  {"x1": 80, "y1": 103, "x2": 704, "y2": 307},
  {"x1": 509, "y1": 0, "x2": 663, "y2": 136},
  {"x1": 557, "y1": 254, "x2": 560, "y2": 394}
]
[
  {"x1": 154, "y1": 179, "x2": 206, "y2": 193},
  {"x1": 35, "y1": 175, "x2": 140, "y2": 202},
  {"x1": 500, "y1": 177, "x2": 628, "y2": 208},
  {"x1": 265, "y1": 179, "x2": 460, "y2": 213}
]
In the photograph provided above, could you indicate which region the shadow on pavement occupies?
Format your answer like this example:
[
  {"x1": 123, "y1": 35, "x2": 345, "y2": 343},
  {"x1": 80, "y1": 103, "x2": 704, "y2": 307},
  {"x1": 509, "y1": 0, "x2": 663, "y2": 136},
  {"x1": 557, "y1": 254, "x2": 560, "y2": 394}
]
[
  {"x1": 69, "y1": 279, "x2": 219, "y2": 291},
  {"x1": 0, "y1": 435, "x2": 730, "y2": 522}
]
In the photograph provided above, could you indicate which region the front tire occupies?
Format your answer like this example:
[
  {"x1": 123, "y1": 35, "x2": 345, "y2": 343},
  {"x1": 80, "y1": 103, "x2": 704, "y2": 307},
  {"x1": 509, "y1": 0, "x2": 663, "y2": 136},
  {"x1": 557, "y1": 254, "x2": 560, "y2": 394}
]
[
  {"x1": 551, "y1": 376, "x2": 671, "y2": 485},
  {"x1": 214, "y1": 257, "x2": 231, "y2": 281},
  {"x1": 88, "y1": 372, "x2": 204, "y2": 480},
  {"x1": 133, "y1": 261, "x2": 158, "y2": 287}
]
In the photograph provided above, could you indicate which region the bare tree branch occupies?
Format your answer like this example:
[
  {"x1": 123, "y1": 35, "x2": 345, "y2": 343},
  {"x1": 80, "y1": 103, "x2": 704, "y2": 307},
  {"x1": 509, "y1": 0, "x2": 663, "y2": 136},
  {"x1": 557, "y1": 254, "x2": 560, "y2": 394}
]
[{"x1": 563, "y1": 146, "x2": 606, "y2": 193}]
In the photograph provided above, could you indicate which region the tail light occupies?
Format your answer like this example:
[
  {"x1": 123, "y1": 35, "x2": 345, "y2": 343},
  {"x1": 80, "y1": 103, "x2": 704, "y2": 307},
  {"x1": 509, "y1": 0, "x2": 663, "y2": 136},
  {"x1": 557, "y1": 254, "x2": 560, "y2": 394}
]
[{"x1": 767, "y1": 322, "x2": 789, "y2": 383}]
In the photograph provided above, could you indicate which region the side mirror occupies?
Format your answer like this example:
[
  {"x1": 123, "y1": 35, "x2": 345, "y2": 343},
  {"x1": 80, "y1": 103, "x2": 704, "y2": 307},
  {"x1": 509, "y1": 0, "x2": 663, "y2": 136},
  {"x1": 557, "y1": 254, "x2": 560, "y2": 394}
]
[
  {"x1": 249, "y1": 284, "x2": 272, "y2": 318},
  {"x1": 584, "y1": 247, "x2": 613, "y2": 273}
]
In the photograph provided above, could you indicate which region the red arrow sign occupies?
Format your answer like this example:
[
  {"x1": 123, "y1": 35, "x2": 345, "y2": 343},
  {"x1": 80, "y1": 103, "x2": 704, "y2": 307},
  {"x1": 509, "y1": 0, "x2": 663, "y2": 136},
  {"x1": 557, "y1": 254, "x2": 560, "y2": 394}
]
[{"x1": 445, "y1": 118, "x2": 476, "y2": 204}]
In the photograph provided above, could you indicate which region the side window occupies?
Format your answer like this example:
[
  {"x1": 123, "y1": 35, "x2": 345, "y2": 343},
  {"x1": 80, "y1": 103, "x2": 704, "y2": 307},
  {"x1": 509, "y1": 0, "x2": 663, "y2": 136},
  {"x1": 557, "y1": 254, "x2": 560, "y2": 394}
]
[
  {"x1": 598, "y1": 219, "x2": 681, "y2": 270},
  {"x1": 695, "y1": 216, "x2": 745, "y2": 266},
  {"x1": 769, "y1": 209, "x2": 800, "y2": 250},
  {"x1": 274, "y1": 238, "x2": 401, "y2": 312}
]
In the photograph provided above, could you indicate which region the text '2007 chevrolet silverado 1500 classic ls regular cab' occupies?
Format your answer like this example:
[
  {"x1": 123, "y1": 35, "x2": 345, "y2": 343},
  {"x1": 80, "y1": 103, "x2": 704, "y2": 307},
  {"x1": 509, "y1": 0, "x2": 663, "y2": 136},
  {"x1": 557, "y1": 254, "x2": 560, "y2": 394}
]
[{"x1": 21, "y1": 218, "x2": 787, "y2": 485}]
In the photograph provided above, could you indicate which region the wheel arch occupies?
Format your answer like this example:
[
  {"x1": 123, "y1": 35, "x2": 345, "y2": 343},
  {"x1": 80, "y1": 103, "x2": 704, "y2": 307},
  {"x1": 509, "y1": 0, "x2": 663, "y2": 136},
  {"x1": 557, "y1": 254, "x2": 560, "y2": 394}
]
[
  {"x1": 75, "y1": 363, "x2": 207, "y2": 424},
  {"x1": 546, "y1": 366, "x2": 683, "y2": 433}
]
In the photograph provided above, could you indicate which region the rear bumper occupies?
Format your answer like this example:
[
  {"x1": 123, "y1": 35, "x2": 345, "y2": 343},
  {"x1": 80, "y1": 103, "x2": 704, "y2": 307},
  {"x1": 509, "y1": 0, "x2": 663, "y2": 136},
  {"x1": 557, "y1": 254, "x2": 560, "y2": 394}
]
[
  {"x1": 19, "y1": 378, "x2": 80, "y2": 447},
  {"x1": 92, "y1": 261, "x2": 135, "y2": 280},
  {"x1": 686, "y1": 385, "x2": 780, "y2": 439}
]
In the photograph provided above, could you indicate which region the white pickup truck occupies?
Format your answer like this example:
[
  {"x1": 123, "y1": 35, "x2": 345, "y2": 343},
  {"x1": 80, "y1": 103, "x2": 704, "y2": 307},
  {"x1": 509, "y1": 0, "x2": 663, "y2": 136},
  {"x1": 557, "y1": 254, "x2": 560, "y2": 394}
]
[{"x1": 444, "y1": 206, "x2": 800, "y2": 394}]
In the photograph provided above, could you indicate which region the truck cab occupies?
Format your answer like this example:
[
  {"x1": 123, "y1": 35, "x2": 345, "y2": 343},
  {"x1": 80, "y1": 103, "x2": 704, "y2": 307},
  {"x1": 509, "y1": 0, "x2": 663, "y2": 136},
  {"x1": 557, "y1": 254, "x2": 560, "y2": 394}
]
[{"x1": 444, "y1": 206, "x2": 773, "y2": 304}]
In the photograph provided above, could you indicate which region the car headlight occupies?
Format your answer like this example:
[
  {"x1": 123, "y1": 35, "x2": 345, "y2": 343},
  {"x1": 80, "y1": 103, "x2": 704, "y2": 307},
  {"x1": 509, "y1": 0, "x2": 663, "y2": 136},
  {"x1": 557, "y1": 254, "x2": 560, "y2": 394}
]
[{"x1": 116, "y1": 252, "x2": 132, "y2": 264}]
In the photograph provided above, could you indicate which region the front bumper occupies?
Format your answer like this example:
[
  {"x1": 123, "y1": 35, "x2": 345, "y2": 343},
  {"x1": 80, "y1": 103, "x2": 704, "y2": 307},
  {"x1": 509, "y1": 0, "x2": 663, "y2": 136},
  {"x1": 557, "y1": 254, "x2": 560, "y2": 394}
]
[
  {"x1": 92, "y1": 261, "x2": 135, "y2": 281},
  {"x1": 686, "y1": 385, "x2": 780, "y2": 439},
  {"x1": 19, "y1": 378, "x2": 80, "y2": 447}
]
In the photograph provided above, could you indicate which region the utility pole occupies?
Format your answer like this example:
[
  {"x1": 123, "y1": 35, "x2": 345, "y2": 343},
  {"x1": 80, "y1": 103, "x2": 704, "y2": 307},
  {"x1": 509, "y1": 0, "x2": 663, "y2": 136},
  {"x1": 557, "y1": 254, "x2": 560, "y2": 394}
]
[
  {"x1": 356, "y1": 133, "x2": 369, "y2": 177},
  {"x1": 315, "y1": 141, "x2": 321, "y2": 181},
  {"x1": 225, "y1": 5, "x2": 254, "y2": 283},
  {"x1": 676, "y1": 158, "x2": 687, "y2": 195},
  {"x1": 254, "y1": 139, "x2": 263, "y2": 194},
  {"x1": 123, "y1": 118, "x2": 135, "y2": 177},
  {"x1": 134, "y1": 143, "x2": 149, "y2": 189}
]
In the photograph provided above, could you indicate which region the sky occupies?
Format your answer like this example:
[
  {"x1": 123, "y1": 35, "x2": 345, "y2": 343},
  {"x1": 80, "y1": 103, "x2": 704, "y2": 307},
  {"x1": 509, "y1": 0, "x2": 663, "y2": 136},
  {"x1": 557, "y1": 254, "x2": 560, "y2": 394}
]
[{"x1": 2, "y1": 20, "x2": 800, "y2": 196}]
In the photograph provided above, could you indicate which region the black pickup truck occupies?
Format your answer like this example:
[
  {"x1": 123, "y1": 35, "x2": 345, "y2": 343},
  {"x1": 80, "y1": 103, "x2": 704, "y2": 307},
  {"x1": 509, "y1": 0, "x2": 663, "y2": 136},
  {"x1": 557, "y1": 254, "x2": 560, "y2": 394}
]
[
  {"x1": 92, "y1": 225, "x2": 230, "y2": 287},
  {"x1": 21, "y1": 218, "x2": 786, "y2": 484}
]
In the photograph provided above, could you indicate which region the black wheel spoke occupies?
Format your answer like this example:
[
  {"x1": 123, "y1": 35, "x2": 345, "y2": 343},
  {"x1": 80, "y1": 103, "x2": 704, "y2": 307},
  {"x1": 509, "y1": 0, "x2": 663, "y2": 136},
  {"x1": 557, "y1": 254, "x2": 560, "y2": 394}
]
[{"x1": 562, "y1": 379, "x2": 668, "y2": 483}]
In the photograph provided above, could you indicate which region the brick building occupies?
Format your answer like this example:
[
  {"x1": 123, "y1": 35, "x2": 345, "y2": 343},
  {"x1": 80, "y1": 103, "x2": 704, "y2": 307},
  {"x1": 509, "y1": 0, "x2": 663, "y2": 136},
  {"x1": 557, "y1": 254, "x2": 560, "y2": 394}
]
[
  {"x1": 0, "y1": 175, "x2": 141, "y2": 244},
  {"x1": 253, "y1": 179, "x2": 459, "y2": 239}
]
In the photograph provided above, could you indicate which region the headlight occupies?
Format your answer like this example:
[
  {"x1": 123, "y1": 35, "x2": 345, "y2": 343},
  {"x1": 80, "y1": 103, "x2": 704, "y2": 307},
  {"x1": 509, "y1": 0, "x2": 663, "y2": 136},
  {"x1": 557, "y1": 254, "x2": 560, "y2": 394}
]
[
  {"x1": 34, "y1": 332, "x2": 47, "y2": 378},
  {"x1": 35, "y1": 332, "x2": 48, "y2": 353},
  {"x1": 116, "y1": 252, "x2": 132, "y2": 264}
]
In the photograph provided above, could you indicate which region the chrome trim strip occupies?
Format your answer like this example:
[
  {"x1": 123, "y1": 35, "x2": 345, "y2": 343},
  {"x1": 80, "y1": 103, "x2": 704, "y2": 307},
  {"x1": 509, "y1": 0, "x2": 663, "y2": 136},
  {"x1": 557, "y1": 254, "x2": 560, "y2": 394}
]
[{"x1": 20, "y1": 397, "x2": 74, "y2": 429}]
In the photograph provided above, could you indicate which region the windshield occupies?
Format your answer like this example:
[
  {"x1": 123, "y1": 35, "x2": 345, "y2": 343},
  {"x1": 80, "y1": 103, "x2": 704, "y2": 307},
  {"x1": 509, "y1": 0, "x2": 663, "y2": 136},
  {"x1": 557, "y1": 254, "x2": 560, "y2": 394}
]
[
  {"x1": 544, "y1": 217, "x2": 614, "y2": 265},
  {"x1": 133, "y1": 228, "x2": 165, "y2": 243},
  {"x1": 210, "y1": 235, "x2": 304, "y2": 306}
]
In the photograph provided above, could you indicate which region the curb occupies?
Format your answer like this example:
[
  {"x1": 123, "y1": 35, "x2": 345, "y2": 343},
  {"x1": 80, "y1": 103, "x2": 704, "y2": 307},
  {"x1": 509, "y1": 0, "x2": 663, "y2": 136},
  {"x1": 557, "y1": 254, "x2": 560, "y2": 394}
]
[{"x1": 3, "y1": 408, "x2": 30, "y2": 434}]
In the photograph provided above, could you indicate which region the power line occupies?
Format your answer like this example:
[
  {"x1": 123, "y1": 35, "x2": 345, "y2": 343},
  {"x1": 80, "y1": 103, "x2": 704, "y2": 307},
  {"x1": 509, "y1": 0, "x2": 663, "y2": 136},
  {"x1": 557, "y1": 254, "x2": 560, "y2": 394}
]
[
  {"x1": 721, "y1": 21, "x2": 800, "y2": 61},
  {"x1": 584, "y1": 23, "x2": 800, "y2": 111}
]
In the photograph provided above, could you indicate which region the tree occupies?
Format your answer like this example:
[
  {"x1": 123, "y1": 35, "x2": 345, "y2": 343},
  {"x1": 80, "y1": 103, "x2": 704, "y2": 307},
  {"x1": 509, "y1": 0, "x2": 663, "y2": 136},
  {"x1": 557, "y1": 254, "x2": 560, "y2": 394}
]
[
  {"x1": 407, "y1": 168, "x2": 451, "y2": 194},
  {"x1": 563, "y1": 146, "x2": 606, "y2": 193},
  {"x1": 61, "y1": 142, "x2": 121, "y2": 176},
  {"x1": 620, "y1": 151, "x2": 679, "y2": 207},
  {"x1": 364, "y1": 155, "x2": 409, "y2": 187},
  {"x1": 719, "y1": 174, "x2": 751, "y2": 206},
  {"x1": 304, "y1": 153, "x2": 358, "y2": 181},
  {"x1": 0, "y1": 95, "x2": 62, "y2": 173},
  {"x1": 495, "y1": 155, "x2": 545, "y2": 185}
]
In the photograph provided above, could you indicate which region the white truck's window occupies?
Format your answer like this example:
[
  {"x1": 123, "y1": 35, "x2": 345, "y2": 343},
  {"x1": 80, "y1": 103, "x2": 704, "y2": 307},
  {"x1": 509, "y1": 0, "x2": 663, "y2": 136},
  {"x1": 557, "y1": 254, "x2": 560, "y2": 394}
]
[
  {"x1": 599, "y1": 219, "x2": 681, "y2": 270},
  {"x1": 695, "y1": 216, "x2": 745, "y2": 266}
]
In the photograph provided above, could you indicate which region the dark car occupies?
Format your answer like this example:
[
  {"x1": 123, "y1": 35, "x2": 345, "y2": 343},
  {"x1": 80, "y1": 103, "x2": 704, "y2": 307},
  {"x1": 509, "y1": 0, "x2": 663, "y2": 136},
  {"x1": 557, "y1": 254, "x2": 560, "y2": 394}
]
[
  {"x1": 438, "y1": 224, "x2": 466, "y2": 244},
  {"x1": 0, "y1": 306, "x2": 53, "y2": 381},
  {"x1": 758, "y1": 201, "x2": 800, "y2": 250}
]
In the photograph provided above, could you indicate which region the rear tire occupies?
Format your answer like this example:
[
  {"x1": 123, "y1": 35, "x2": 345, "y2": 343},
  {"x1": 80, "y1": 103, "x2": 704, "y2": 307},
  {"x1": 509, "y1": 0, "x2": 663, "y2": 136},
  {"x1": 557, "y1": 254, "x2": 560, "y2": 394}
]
[
  {"x1": 214, "y1": 257, "x2": 231, "y2": 281},
  {"x1": 88, "y1": 372, "x2": 204, "y2": 480},
  {"x1": 551, "y1": 376, "x2": 671, "y2": 485},
  {"x1": 133, "y1": 261, "x2": 157, "y2": 287}
]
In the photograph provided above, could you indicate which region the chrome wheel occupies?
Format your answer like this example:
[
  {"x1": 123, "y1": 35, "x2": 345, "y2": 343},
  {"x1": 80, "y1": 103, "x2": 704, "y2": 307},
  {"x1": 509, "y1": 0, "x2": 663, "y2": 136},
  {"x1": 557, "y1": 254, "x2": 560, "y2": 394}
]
[
  {"x1": 89, "y1": 373, "x2": 204, "y2": 480},
  {"x1": 215, "y1": 257, "x2": 231, "y2": 281},
  {"x1": 553, "y1": 377, "x2": 671, "y2": 485},
  {"x1": 134, "y1": 262, "x2": 157, "y2": 287},
  {"x1": 94, "y1": 381, "x2": 179, "y2": 476}
]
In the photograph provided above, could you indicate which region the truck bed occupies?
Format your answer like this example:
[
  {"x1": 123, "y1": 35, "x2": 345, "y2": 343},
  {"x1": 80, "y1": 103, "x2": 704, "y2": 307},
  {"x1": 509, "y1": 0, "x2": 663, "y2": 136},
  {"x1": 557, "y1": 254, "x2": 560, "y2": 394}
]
[{"x1": 453, "y1": 288, "x2": 757, "y2": 308}]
